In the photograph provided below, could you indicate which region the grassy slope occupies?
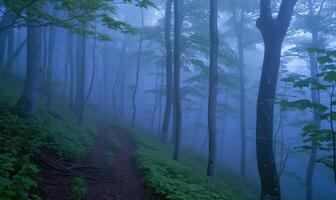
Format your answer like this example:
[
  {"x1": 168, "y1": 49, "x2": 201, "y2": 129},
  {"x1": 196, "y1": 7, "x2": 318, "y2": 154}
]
[
  {"x1": 119, "y1": 125, "x2": 258, "y2": 200},
  {"x1": 0, "y1": 78, "x2": 100, "y2": 199}
]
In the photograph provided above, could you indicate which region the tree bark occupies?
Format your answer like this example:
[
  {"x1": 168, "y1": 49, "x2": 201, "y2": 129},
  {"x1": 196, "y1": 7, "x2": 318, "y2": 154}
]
[
  {"x1": 14, "y1": 12, "x2": 42, "y2": 118},
  {"x1": 151, "y1": 67, "x2": 160, "y2": 129},
  {"x1": 84, "y1": 38, "x2": 97, "y2": 107},
  {"x1": 207, "y1": 0, "x2": 219, "y2": 177},
  {"x1": 161, "y1": 0, "x2": 173, "y2": 143},
  {"x1": 173, "y1": 0, "x2": 183, "y2": 161},
  {"x1": 306, "y1": 1, "x2": 320, "y2": 198},
  {"x1": 256, "y1": 0, "x2": 297, "y2": 199},
  {"x1": 112, "y1": 38, "x2": 126, "y2": 118},
  {"x1": 68, "y1": 32, "x2": 75, "y2": 109},
  {"x1": 6, "y1": 38, "x2": 27, "y2": 69},
  {"x1": 75, "y1": 34, "x2": 86, "y2": 125},
  {"x1": 42, "y1": 27, "x2": 48, "y2": 77},
  {"x1": 233, "y1": 8, "x2": 247, "y2": 178},
  {"x1": 131, "y1": 8, "x2": 144, "y2": 127},
  {"x1": 45, "y1": 25, "x2": 57, "y2": 107},
  {"x1": 5, "y1": 28, "x2": 14, "y2": 68}
]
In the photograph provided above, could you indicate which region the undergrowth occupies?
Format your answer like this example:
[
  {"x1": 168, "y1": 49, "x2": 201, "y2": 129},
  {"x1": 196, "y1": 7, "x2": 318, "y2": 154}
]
[
  {"x1": 119, "y1": 125, "x2": 256, "y2": 200},
  {"x1": 71, "y1": 177, "x2": 87, "y2": 200},
  {"x1": 0, "y1": 78, "x2": 99, "y2": 199}
]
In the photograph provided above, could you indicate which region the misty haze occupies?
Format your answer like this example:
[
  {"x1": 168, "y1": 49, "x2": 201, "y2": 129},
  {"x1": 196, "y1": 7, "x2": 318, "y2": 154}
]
[{"x1": 0, "y1": 0, "x2": 335, "y2": 200}]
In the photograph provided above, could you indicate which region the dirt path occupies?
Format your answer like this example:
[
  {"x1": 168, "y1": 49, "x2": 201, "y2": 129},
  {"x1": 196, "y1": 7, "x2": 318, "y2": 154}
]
[
  {"x1": 39, "y1": 122, "x2": 153, "y2": 200},
  {"x1": 85, "y1": 122, "x2": 147, "y2": 200}
]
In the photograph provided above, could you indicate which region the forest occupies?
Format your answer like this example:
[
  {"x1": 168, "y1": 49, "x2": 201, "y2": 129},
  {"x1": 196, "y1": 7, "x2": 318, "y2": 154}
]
[{"x1": 0, "y1": 0, "x2": 335, "y2": 200}]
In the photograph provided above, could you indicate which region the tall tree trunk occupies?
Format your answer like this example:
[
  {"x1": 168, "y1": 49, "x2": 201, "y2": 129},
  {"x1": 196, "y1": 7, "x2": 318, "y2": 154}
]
[
  {"x1": 306, "y1": 1, "x2": 320, "y2": 198},
  {"x1": 102, "y1": 43, "x2": 109, "y2": 116},
  {"x1": 68, "y1": 32, "x2": 75, "y2": 108},
  {"x1": 14, "y1": 12, "x2": 42, "y2": 118},
  {"x1": 256, "y1": 0, "x2": 297, "y2": 199},
  {"x1": 118, "y1": 45, "x2": 126, "y2": 119},
  {"x1": 173, "y1": 0, "x2": 183, "y2": 161},
  {"x1": 0, "y1": 9, "x2": 15, "y2": 68},
  {"x1": 207, "y1": 0, "x2": 219, "y2": 177},
  {"x1": 6, "y1": 38, "x2": 27, "y2": 69},
  {"x1": 161, "y1": 0, "x2": 173, "y2": 143},
  {"x1": 233, "y1": 8, "x2": 247, "y2": 178},
  {"x1": 131, "y1": 8, "x2": 144, "y2": 126},
  {"x1": 45, "y1": 25, "x2": 57, "y2": 107},
  {"x1": 113, "y1": 38, "x2": 126, "y2": 118},
  {"x1": 84, "y1": 38, "x2": 97, "y2": 107},
  {"x1": 75, "y1": 34, "x2": 86, "y2": 125},
  {"x1": 0, "y1": 30, "x2": 8, "y2": 68},
  {"x1": 151, "y1": 68, "x2": 160, "y2": 129},
  {"x1": 5, "y1": 28, "x2": 14, "y2": 68},
  {"x1": 158, "y1": 62, "x2": 165, "y2": 133},
  {"x1": 42, "y1": 27, "x2": 48, "y2": 77}
]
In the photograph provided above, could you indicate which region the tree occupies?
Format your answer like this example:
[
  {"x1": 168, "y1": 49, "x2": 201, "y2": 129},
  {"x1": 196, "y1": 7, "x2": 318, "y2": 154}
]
[
  {"x1": 292, "y1": 1, "x2": 336, "y2": 199},
  {"x1": 131, "y1": 8, "x2": 144, "y2": 126},
  {"x1": 75, "y1": 34, "x2": 86, "y2": 125},
  {"x1": 256, "y1": 0, "x2": 298, "y2": 199},
  {"x1": 67, "y1": 31, "x2": 75, "y2": 108},
  {"x1": 207, "y1": 0, "x2": 219, "y2": 177},
  {"x1": 13, "y1": 10, "x2": 42, "y2": 117},
  {"x1": 225, "y1": 0, "x2": 259, "y2": 178},
  {"x1": 45, "y1": 23, "x2": 57, "y2": 107},
  {"x1": 173, "y1": 0, "x2": 183, "y2": 161},
  {"x1": 161, "y1": 0, "x2": 173, "y2": 143}
]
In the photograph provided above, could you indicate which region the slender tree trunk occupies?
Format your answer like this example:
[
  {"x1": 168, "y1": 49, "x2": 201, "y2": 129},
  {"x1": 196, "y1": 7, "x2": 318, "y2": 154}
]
[
  {"x1": 102, "y1": 43, "x2": 109, "y2": 116},
  {"x1": 256, "y1": 1, "x2": 297, "y2": 199},
  {"x1": 161, "y1": 0, "x2": 173, "y2": 143},
  {"x1": 63, "y1": 35, "x2": 70, "y2": 97},
  {"x1": 207, "y1": 0, "x2": 219, "y2": 177},
  {"x1": 6, "y1": 38, "x2": 27, "y2": 69},
  {"x1": 151, "y1": 68, "x2": 160, "y2": 129},
  {"x1": 75, "y1": 34, "x2": 86, "y2": 124},
  {"x1": 0, "y1": 31, "x2": 8, "y2": 68},
  {"x1": 113, "y1": 38, "x2": 126, "y2": 118},
  {"x1": 5, "y1": 28, "x2": 14, "y2": 68},
  {"x1": 68, "y1": 32, "x2": 75, "y2": 108},
  {"x1": 42, "y1": 27, "x2": 48, "y2": 77},
  {"x1": 233, "y1": 9, "x2": 247, "y2": 178},
  {"x1": 306, "y1": 5, "x2": 320, "y2": 197},
  {"x1": 158, "y1": 62, "x2": 164, "y2": 133},
  {"x1": 84, "y1": 38, "x2": 97, "y2": 107},
  {"x1": 14, "y1": 12, "x2": 42, "y2": 118},
  {"x1": 119, "y1": 47, "x2": 126, "y2": 120},
  {"x1": 173, "y1": 0, "x2": 183, "y2": 161},
  {"x1": 0, "y1": 9, "x2": 14, "y2": 68},
  {"x1": 45, "y1": 25, "x2": 57, "y2": 107},
  {"x1": 131, "y1": 8, "x2": 144, "y2": 126}
]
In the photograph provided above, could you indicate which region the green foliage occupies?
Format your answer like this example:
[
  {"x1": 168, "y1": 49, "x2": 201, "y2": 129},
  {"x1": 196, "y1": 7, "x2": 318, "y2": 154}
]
[
  {"x1": 120, "y1": 126, "x2": 253, "y2": 200},
  {"x1": 281, "y1": 48, "x2": 336, "y2": 171},
  {"x1": 2, "y1": 0, "x2": 155, "y2": 40},
  {"x1": 0, "y1": 78, "x2": 99, "y2": 199},
  {"x1": 0, "y1": 103, "x2": 44, "y2": 200},
  {"x1": 71, "y1": 177, "x2": 87, "y2": 200}
]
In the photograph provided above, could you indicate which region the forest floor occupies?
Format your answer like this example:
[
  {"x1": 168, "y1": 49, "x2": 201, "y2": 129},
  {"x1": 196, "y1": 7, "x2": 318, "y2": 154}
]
[{"x1": 39, "y1": 121, "x2": 152, "y2": 200}]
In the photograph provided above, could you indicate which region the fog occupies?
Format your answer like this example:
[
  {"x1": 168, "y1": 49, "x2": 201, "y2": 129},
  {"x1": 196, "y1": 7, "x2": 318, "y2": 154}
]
[{"x1": 1, "y1": 0, "x2": 336, "y2": 200}]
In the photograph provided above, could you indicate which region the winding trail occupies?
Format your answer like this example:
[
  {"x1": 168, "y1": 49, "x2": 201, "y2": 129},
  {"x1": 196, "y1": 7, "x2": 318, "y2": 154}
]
[
  {"x1": 39, "y1": 121, "x2": 152, "y2": 200},
  {"x1": 85, "y1": 122, "x2": 147, "y2": 200}
]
